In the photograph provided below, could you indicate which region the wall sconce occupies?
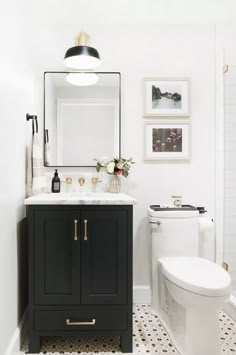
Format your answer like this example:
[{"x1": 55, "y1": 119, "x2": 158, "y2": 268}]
[{"x1": 64, "y1": 32, "x2": 101, "y2": 70}]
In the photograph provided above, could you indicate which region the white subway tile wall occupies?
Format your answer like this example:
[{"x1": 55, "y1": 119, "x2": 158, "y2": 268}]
[{"x1": 224, "y1": 67, "x2": 236, "y2": 292}]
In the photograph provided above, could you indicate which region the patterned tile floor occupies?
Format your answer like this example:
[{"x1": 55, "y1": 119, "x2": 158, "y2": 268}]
[{"x1": 22, "y1": 305, "x2": 236, "y2": 354}]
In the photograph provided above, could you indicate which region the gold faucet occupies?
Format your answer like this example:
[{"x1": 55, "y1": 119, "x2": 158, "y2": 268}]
[
  {"x1": 61, "y1": 177, "x2": 73, "y2": 184},
  {"x1": 65, "y1": 177, "x2": 73, "y2": 184},
  {"x1": 78, "y1": 177, "x2": 85, "y2": 186},
  {"x1": 91, "y1": 177, "x2": 102, "y2": 185}
]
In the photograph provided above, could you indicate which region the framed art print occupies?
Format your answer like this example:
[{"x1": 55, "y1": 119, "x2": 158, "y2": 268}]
[
  {"x1": 144, "y1": 77, "x2": 190, "y2": 116},
  {"x1": 144, "y1": 121, "x2": 191, "y2": 161}
]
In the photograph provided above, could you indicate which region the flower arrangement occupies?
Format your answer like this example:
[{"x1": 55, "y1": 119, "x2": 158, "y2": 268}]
[{"x1": 95, "y1": 157, "x2": 134, "y2": 178}]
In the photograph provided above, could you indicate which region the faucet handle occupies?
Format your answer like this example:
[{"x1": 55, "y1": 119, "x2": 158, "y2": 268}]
[
  {"x1": 78, "y1": 177, "x2": 85, "y2": 186},
  {"x1": 91, "y1": 177, "x2": 102, "y2": 185}
]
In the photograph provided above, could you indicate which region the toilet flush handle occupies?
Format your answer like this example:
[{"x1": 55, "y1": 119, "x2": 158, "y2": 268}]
[{"x1": 149, "y1": 220, "x2": 161, "y2": 226}]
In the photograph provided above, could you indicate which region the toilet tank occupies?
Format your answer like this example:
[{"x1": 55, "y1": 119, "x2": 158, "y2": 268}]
[{"x1": 148, "y1": 207, "x2": 200, "y2": 259}]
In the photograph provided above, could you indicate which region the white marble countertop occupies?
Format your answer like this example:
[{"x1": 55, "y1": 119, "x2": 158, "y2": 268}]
[{"x1": 24, "y1": 192, "x2": 136, "y2": 205}]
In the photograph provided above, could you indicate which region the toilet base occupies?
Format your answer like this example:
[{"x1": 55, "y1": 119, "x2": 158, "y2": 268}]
[
  {"x1": 163, "y1": 278, "x2": 227, "y2": 355},
  {"x1": 185, "y1": 307, "x2": 221, "y2": 355},
  {"x1": 155, "y1": 306, "x2": 221, "y2": 355}
]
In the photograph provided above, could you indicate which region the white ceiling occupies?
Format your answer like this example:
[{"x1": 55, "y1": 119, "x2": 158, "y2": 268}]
[{"x1": 27, "y1": 0, "x2": 236, "y2": 25}]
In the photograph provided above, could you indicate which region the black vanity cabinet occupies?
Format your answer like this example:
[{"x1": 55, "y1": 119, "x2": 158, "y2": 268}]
[{"x1": 27, "y1": 205, "x2": 133, "y2": 353}]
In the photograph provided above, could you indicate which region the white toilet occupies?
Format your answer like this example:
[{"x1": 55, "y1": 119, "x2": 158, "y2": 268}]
[{"x1": 148, "y1": 206, "x2": 231, "y2": 355}]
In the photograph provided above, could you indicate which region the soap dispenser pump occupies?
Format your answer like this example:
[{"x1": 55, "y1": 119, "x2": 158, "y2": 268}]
[{"x1": 52, "y1": 169, "x2": 60, "y2": 193}]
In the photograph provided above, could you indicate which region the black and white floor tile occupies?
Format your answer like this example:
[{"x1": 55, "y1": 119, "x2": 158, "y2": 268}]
[{"x1": 22, "y1": 305, "x2": 236, "y2": 354}]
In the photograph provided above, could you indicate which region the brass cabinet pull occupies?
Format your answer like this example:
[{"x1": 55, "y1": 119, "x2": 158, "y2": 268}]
[
  {"x1": 74, "y1": 219, "x2": 78, "y2": 241},
  {"x1": 84, "y1": 219, "x2": 88, "y2": 241},
  {"x1": 66, "y1": 318, "x2": 96, "y2": 326}
]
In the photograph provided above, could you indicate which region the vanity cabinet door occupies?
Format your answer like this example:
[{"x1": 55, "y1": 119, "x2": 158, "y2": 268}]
[
  {"x1": 80, "y1": 208, "x2": 128, "y2": 305},
  {"x1": 34, "y1": 209, "x2": 81, "y2": 305}
]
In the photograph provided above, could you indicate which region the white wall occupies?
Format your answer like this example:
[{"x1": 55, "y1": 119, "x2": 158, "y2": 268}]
[
  {"x1": 27, "y1": 0, "x2": 236, "y2": 26},
  {"x1": 31, "y1": 24, "x2": 216, "y2": 291},
  {"x1": 0, "y1": 1, "x2": 35, "y2": 353}
]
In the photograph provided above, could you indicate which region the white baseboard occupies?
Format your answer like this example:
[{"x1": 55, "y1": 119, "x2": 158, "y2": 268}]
[
  {"x1": 133, "y1": 285, "x2": 151, "y2": 304},
  {"x1": 5, "y1": 307, "x2": 28, "y2": 355}
]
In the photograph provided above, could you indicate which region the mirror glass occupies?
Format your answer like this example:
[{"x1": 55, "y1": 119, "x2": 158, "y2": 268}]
[{"x1": 44, "y1": 72, "x2": 120, "y2": 167}]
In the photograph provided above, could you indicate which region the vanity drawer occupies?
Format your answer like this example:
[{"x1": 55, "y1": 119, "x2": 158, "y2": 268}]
[{"x1": 34, "y1": 310, "x2": 128, "y2": 331}]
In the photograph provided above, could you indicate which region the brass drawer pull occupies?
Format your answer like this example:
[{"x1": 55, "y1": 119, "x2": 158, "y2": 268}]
[
  {"x1": 66, "y1": 318, "x2": 96, "y2": 326},
  {"x1": 84, "y1": 219, "x2": 88, "y2": 241},
  {"x1": 74, "y1": 219, "x2": 78, "y2": 241}
]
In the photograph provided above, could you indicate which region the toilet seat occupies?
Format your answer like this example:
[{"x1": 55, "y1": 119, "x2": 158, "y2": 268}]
[{"x1": 160, "y1": 257, "x2": 231, "y2": 297}]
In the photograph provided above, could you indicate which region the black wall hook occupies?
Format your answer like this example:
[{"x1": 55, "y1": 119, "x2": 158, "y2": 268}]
[{"x1": 26, "y1": 113, "x2": 38, "y2": 134}]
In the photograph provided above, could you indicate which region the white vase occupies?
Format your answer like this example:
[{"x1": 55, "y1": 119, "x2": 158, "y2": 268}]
[{"x1": 108, "y1": 175, "x2": 121, "y2": 193}]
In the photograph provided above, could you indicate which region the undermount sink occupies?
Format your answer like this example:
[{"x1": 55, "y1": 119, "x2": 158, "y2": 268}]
[
  {"x1": 60, "y1": 192, "x2": 119, "y2": 199},
  {"x1": 24, "y1": 192, "x2": 136, "y2": 205},
  {"x1": 68, "y1": 192, "x2": 111, "y2": 198}
]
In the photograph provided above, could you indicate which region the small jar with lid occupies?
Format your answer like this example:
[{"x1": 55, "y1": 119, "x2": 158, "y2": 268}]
[{"x1": 171, "y1": 195, "x2": 182, "y2": 207}]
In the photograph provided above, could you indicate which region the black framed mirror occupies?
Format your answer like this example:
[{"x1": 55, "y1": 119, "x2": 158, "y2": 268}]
[{"x1": 44, "y1": 71, "x2": 121, "y2": 167}]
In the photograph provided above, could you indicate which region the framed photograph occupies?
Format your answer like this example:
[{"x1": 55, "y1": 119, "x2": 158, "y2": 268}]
[
  {"x1": 144, "y1": 77, "x2": 190, "y2": 116},
  {"x1": 144, "y1": 121, "x2": 191, "y2": 161}
]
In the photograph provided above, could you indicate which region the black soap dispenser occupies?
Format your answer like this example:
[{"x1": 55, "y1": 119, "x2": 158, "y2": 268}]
[{"x1": 52, "y1": 169, "x2": 60, "y2": 193}]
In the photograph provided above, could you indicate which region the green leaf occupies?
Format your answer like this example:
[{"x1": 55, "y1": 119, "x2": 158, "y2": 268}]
[
  {"x1": 96, "y1": 163, "x2": 102, "y2": 172},
  {"x1": 122, "y1": 170, "x2": 128, "y2": 178}
]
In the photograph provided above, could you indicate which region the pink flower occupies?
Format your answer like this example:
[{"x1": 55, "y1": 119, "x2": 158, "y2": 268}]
[{"x1": 117, "y1": 170, "x2": 122, "y2": 175}]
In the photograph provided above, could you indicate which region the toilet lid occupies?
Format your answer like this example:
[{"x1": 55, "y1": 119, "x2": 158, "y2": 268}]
[{"x1": 160, "y1": 257, "x2": 231, "y2": 297}]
